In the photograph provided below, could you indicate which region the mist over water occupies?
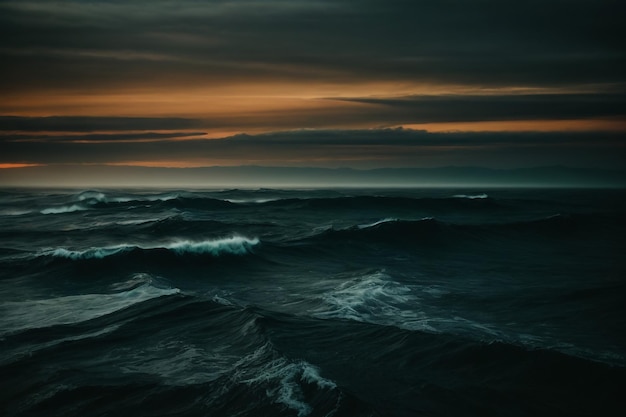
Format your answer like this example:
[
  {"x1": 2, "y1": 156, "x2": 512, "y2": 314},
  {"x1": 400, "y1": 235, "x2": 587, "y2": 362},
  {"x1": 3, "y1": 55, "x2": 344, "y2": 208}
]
[{"x1": 1, "y1": 187, "x2": 625, "y2": 416}]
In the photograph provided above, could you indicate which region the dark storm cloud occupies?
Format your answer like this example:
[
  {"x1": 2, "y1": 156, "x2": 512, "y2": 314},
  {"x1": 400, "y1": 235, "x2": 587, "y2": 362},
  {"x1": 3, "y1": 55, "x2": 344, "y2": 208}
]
[
  {"x1": 0, "y1": 131, "x2": 206, "y2": 142},
  {"x1": 0, "y1": 116, "x2": 204, "y2": 132},
  {"x1": 1, "y1": 0, "x2": 624, "y2": 92},
  {"x1": 1, "y1": 128, "x2": 624, "y2": 168},
  {"x1": 331, "y1": 93, "x2": 626, "y2": 123}
]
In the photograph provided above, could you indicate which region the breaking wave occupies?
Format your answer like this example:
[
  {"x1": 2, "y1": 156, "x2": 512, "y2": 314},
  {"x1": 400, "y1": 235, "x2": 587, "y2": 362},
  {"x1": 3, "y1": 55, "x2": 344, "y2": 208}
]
[
  {"x1": 313, "y1": 271, "x2": 435, "y2": 332},
  {"x1": 44, "y1": 236, "x2": 260, "y2": 260},
  {"x1": 40, "y1": 204, "x2": 89, "y2": 215},
  {"x1": 453, "y1": 193, "x2": 489, "y2": 199}
]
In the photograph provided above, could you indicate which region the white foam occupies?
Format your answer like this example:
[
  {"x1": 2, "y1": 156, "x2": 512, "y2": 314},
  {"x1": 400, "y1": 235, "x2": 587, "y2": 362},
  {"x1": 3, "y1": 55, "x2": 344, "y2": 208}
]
[
  {"x1": 358, "y1": 218, "x2": 398, "y2": 229},
  {"x1": 44, "y1": 236, "x2": 260, "y2": 260},
  {"x1": 40, "y1": 204, "x2": 88, "y2": 214},
  {"x1": 314, "y1": 271, "x2": 435, "y2": 332},
  {"x1": 49, "y1": 246, "x2": 130, "y2": 259},
  {"x1": 168, "y1": 236, "x2": 260, "y2": 256},
  {"x1": 75, "y1": 191, "x2": 182, "y2": 204},
  {"x1": 452, "y1": 193, "x2": 488, "y2": 199},
  {"x1": 110, "y1": 194, "x2": 179, "y2": 203},
  {"x1": 223, "y1": 198, "x2": 277, "y2": 204},
  {"x1": 77, "y1": 191, "x2": 107, "y2": 202},
  {"x1": 241, "y1": 351, "x2": 336, "y2": 416},
  {"x1": 0, "y1": 283, "x2": 179, "y2": 335}
]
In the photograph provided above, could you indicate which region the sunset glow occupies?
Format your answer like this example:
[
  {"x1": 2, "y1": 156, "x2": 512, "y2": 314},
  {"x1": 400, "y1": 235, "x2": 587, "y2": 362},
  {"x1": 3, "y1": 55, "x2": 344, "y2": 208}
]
[{"x1": 0, "y1": 0, "x2": 624, "y2": 184}]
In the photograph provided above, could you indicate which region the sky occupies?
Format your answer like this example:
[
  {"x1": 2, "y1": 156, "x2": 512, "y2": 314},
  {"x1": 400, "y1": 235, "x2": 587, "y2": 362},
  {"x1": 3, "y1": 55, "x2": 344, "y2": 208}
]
[{"x1": 0, "y1": 0, "x2": 625, "y2": 181}]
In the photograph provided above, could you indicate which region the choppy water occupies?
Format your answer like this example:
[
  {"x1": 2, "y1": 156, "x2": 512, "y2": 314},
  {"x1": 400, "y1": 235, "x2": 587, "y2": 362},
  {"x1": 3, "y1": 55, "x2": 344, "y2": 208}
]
[{"x1": 1, "y1": 187, "x2": 625, "y2": 416}]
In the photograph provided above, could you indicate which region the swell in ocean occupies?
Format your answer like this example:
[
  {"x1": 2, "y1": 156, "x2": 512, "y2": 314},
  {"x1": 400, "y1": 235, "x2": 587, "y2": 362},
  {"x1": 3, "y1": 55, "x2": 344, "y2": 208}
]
[{"x1": 1, "y1": 188, "x2": 625, "y2": 416}]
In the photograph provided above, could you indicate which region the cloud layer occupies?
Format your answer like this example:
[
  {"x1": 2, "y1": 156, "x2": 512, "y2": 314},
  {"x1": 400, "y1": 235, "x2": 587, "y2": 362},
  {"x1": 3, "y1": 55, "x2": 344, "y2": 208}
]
[
  {"x1": 2, "y1": 0, "x2": 624, "y2": 92},
  {"x1": 1, "y1": 1, "x2": 624, "y2": 171},
  {"x1": 2, "y1": 127, "x2": 624, "y2": 169}
]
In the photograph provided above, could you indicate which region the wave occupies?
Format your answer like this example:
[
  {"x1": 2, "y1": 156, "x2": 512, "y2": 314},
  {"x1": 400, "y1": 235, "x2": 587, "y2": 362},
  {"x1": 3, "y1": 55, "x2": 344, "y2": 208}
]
[
  {"x1": 3, "y1": 289, "x2": 623, "y2": 417},
  {"x1": 297, "y1": 212, "x2": 625, "y2": 248},
  {"x1": 168, "y1": 236, "x2": 259, "y2": 256},
  {"x1": 453, "y1": 193, "x2": 489, "y2": 199},
  {"x1": 493, "y1": 212, "x2": 626, "y2": 238},
  {"x1": 230, "y1": 343, "x2": 340, "y2": 417},
  {"x1": 313, "y1": 271, "x2": 435, "y2": 332},
  {"x1": 357, "y1": 217, "x2": 399, "y2": 229},
  {"x1": 66, "y1": 190, "x2": 236, "y2": 212},
  {"x1": 76, "y1": 190, "x2": 108, "y2": 202},
  {"x1": 43, "y1": 236, "x2": 260, "y2": 260},
  {"x1": 74, "y1": 190, "x2": 182, "y2": 204},
  {"x1": 260, "y1": 195, "x2": 500, "y2": 211},
  {"x1": 139, "y1": 216, "x2": 276, "y2": 237},
  {"x1": 0, "y1": 209, "x2": 32, "y2": 216},
  {"x1": 38, "y1": 192, "x2": 502, "y2": 215},
  {"x1": 0, "y1": 281, "x2": 179, "y2": 336},
  {"x1": 310, "y1": 217, "x2": 443, "y2": 244},
  {"x1": 223, "y1": 198, "x2": 279, "y2": 204},
  {"x1": 40, "y1": 204, "x2": 89, "y2": 215}
]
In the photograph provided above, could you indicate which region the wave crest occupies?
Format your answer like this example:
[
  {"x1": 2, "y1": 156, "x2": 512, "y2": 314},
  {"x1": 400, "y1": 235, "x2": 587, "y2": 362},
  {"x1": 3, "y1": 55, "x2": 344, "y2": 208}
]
[
  {"x1": 44, "y1": 236, "x2": 260, "y2": 260},
  {"x1": 168, "y1": 236, "x2": 260, "y2": 256},
  {"x1": 40, "y1": 204, "x2": 89, "y2": 215},
  {"x1": 453, "y1": 193, "x2": 489, "y2": 199},
  {"x1": 314, "y1": 271, "x2": 435, "y2": 332}
]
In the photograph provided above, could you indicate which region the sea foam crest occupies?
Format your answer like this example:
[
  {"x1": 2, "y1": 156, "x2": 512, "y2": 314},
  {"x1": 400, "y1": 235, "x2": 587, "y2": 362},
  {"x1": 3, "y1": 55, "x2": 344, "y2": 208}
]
[
  {"x1": 40, "y1": 204, "x2": 88, "y2": 215},
  {"x1": 46, "y1": 236, "x2": 260, "y2": 260},
  {"x1": 76, "y1": 190, "x2": 108, "y2": 202},
  {"x1": 452, "y1": 193, "x2": 488, "y2": 199},
  {"x1": 239, "y1": 345, "x2": 337, "y2": 417},
  {"x1": 358, "y1": 217, "x2": 398, "y2": 229},
  {"x1": 168, "y1": 236, "x2": 259, "y2": 256},
  {"x1": 315, "y1": 271, "x2": 435, "y2": 332},
  {"x1": 74, "y1": 190, "x2": 185, "y2": 204},
  {"x1": 50, "y1": 246, "x2": 130, "y2": 260}
]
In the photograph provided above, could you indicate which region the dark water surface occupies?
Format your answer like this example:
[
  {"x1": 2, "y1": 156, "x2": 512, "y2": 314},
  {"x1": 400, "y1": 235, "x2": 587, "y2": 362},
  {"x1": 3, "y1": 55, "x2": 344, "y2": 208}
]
[{"x1": 1, "y1": 187, "x2": 625, "y2": 416}]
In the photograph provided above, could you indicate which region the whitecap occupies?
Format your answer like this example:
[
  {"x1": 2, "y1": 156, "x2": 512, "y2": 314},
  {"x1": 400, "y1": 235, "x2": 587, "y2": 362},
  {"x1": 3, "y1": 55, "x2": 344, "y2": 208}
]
[
  {"x1": 49, "y1": 246, "x2": 131, "y2": 260},
  {"x1": 239, "y1": 346, "x2": 337, "y2": 417},
  {"x1": 43, "y1": 236, "x2": 260, "y2": 260},
  {"x1": 357, "y1": 218, "x2": 398, "y2": 229},
  {"x1": 314, "y1": 271, "x2": 435, "y2": 332},
  {"x1": 110, "y1": 194, "x2": 179, "y2": 203},
  {"x1": 168, "y1": 236, "x2": 259, "y2": 256},
  {"x1": 452, "y1": 193, "x2": 488, "y2": 199},
  {"x1": 76, "y1": 191, "x2": 107, "y2": 203},
  {"x1": 223, "y1": 198, "x2": 278, "y2": 204},
  {"x1": 40, "y1": 204, "x2": 88, "y2": 215}
]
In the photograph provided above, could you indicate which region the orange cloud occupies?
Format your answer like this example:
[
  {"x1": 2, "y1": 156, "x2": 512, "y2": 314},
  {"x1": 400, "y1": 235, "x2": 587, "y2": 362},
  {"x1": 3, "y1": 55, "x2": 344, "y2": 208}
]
[
  {"x1": 0, "y1": 163, "x2": 41, "y2": 169},
  {"x1": 403, "y1": 118, "x2": 626, "y2": 133}
]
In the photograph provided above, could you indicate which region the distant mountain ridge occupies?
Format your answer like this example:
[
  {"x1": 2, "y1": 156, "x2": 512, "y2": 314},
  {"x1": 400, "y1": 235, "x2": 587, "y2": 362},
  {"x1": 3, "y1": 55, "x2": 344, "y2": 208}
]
[{"x1": 1, "y1": 165, "x2": 625, "y2": 188}]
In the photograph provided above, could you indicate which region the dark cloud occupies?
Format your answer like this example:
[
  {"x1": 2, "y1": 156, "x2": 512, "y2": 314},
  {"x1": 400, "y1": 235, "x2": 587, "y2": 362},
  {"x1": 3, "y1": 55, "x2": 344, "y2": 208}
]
[
  {"x1": 1, "y1": 128, "x2": 624, "y2": 169},
  {"x1": 0, "y1": 116, "x2": 204, "y2": 132},
  {"x1": 330, "y1": 93, "x2": 626, "y2": 123},
  {"x1": 0, "y1": 131, "x2": 206, "y2": 142},
  {"x1": 1, "y1": 0, "x2": 624, "y2": 92},
  {"x1": 1, "y1": 1, "x2": 624, "y2": 172},
  {"x1": 3, "y1": 91, "x2": 625, "y2": 135}
]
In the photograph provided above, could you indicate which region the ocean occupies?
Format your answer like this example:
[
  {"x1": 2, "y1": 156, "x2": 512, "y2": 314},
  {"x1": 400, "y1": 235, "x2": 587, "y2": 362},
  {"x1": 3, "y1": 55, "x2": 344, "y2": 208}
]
[{"x1": 1, "y1": 187, "x2": 625, "y2": 416}]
